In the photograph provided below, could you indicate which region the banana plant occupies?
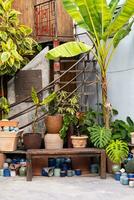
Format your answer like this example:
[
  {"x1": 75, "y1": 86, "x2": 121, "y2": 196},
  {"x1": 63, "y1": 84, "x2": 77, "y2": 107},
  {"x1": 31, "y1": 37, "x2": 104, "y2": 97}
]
[{"x1": 46, "y1": 0, "x2": 134, "y2": 128}]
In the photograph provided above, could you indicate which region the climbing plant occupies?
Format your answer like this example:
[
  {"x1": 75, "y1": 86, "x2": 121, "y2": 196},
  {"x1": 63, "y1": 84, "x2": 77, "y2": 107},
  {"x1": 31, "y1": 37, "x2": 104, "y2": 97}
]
[{"x1": 46, "y1": 0, "x2": 134, "y2": 128}]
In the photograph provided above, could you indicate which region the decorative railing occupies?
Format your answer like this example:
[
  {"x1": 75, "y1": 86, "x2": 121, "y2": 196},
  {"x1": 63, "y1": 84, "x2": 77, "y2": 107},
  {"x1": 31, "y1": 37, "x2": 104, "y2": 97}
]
[{"x1": 34, "y1": 0, "x2": 56, "y2": 39}]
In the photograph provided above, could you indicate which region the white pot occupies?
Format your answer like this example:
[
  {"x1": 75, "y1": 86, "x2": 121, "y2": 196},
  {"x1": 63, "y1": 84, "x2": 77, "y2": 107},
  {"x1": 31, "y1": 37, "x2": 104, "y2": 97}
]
[
  {"x1": 71, "y1": 135, "x2": 88, "y2": 148},
  {"x1": 131, "y1": 132, "x2": 134, "y2": 144},
  {"x1": 44, "y1": 133, "x2": 63, "y2": 150}
]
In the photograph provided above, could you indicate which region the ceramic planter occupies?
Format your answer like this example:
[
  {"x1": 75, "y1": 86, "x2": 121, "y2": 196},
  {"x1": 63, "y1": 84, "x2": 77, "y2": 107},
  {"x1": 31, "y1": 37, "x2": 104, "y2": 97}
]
[
  {"x1": 71, "y1": 135, "x2": 88, "y2": 148},
  {"x1": 44, "y1": 133, "x2": 63, "y2": 149},
  {"x1": 23, "y1": 133, "x2": 42, "y2": 150},
  {"x1": 45, "y1": 114, "x2": 63, "y2": 133},
  {"x1": 131, "y1": 132, "x2": 134, "y2": 144}
]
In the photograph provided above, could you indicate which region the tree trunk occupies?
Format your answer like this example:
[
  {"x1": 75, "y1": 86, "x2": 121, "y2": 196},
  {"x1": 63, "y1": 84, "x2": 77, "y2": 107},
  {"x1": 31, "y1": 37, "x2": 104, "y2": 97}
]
[
  {"x1": 101, "y1": 73, "x2": 110, "y2": 128},
  {"x1": 0, "y1": 76, "x2": 4, "y2": 97}
]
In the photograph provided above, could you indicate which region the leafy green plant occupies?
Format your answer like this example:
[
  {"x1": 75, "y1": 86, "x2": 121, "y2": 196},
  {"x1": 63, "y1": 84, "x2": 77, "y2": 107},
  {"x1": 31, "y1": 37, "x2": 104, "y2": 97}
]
[
  {"x1": 106, "y1": 140, "x2": 129, "y2": 164},
  {"x1": 31, "y1": 87, "x2": 56, "y2": 133},
  {"x1": 88, "y1": 125, "x2": 112, "y2": 148},
  {"x1": 0, "y1": 0, "x2": 40, "y2": 96},
  {"x1": 58, "y1": 91, "x2": 79, "y2": 139},
  {"x1": 46, "y1": 0, "x2": 134, "y2": 128},
  {"x1": 0, "y1": 96, "x2": 10, "y2": 119},
  {"x1": 48, "y1": 90, "x2": 79, "y2": 116},
  {"x1": 111, "y1": 119, "x2": 131, "y2": 142}
]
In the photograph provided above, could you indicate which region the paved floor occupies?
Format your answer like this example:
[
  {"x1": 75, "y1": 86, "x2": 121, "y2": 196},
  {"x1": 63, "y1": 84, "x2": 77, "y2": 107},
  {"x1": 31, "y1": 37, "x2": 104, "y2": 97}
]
[{"x1": 0, "y1": 176, "x2": 133, "y2": 200}]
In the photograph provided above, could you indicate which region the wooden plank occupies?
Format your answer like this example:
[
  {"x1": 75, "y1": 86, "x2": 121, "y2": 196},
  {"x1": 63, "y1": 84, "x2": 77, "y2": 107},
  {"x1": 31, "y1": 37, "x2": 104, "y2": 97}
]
[
  {"x1": 13, "y1": 0, "x2": 35, "y2": 35},
  {"x1": 27, "y1": 148, "x2": 104, "y2": 155},
  {"x1": 56, "y1": 0, "x2": 73, "y2": 38}
]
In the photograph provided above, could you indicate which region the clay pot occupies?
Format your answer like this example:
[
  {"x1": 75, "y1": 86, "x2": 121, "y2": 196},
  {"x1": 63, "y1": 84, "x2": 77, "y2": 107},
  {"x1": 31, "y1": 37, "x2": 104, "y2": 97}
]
[
  {"x1": 45, "y1": 114, "x2": 63, "y2": 133},
  {"x1": 71, "y1": 135, "x2": 88, "y2": 148},
  {"x1": 23, "y1": 133, "x2": 42, "y2": 150},
  {"x1": 44, "y1": 133, "x2": 63, "y2": 149}
]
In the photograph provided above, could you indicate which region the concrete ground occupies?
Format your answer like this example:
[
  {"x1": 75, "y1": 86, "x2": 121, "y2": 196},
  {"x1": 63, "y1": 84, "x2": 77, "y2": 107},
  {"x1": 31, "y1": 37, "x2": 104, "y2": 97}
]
[{"x1": 0, "y1": 176, "x2": 134, "y2": 200}]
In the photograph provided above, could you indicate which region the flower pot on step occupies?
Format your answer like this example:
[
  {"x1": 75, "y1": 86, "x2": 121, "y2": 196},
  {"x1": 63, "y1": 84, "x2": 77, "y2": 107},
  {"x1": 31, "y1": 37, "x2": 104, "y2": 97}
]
[
  {"x1": 131, "y1": 132, "x2": 134, "y2": 144},
  {"x1": 45, "y1": 114, "x2": 63, "y2": 133},
  {"x1": 71, "y1": 135, "x2": 88, "y2": 148},
  {"x1": 44, "y1": 133, "x2": 63, "y2": 149},
  {"x1": 23, "y1": 133, "x2": 42, "y2": 150}
]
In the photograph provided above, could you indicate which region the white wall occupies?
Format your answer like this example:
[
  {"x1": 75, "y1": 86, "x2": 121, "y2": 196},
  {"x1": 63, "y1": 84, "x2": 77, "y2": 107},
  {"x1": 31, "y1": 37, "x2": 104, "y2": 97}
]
[{"x1": 107, "y1": 26, "x2": 134, "y2": 120}]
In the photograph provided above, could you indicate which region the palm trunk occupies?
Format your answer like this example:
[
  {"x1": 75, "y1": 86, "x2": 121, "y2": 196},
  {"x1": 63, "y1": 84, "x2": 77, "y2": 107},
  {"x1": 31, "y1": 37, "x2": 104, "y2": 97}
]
[{"x1": 101, "y1": 73, "x2": 110, "y2": 128}]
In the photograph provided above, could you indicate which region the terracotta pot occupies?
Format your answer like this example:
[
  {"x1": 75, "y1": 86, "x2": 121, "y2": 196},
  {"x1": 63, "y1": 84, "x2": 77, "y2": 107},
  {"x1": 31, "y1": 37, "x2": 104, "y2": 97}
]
[
  {"x1": 44, "y1": 133, "x2": 63, "y2": 149},
  {"x1": 23, "y1": 133, "x2": 42, "y2": 150},
  {"x1": 45, "y1": 114, "x2": 63, "y2": 133},
  {"x1": 71, "y1": 135, "x2": 88, "y2": 148}
]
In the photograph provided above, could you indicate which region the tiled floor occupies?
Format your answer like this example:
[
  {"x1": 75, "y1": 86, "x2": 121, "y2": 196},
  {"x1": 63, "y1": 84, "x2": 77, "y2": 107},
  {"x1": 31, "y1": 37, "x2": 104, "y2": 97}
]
[{"x1": 0, "y1": 176, "x2": 133, "y2": 200}]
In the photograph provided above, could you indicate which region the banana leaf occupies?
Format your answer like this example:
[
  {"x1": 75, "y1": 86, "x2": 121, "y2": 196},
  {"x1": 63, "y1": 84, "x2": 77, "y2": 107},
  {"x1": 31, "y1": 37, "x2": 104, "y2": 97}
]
[{"x1": 45, "y1": 41, "x2": 92, "y2": 60}]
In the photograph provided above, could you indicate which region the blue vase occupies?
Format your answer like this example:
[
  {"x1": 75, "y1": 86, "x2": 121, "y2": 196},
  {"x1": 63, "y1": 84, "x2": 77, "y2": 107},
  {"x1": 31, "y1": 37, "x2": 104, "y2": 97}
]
[
  {"x1": 114, "y1": 172, "x2": 121, "y2": 181},
  {"x1": 48, "y1": 158, "x2": 56, "y2": 168},
  {"x1": 3, "y1": 168, "x2": 11, "y2": 177},
  {"x1": 75, "y1": 169, "x2": 81, "y2": 176}
]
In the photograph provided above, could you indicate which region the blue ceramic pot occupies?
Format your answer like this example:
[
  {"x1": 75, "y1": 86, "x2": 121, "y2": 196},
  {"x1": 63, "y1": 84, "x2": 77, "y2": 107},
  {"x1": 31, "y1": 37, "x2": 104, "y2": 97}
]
[
  {"x1": 114, "y1": 172, "x2": 121, "y2": 181},
  {"x1": 48, "y1": 158, "x2": 56, "y2": 168},
  {"x1": 75, "y1": 169, "x2": 81, "y2": 176},
  {"x1": 3, "y1": 168, "x2": 11, "y2": 177}
]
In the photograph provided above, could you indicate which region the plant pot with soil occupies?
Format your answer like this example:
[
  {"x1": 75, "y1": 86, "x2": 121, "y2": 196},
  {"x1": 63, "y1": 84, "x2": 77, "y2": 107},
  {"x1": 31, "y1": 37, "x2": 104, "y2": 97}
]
[{"x1": 23, "y1": 87, "x2": 55, "y2": 150}]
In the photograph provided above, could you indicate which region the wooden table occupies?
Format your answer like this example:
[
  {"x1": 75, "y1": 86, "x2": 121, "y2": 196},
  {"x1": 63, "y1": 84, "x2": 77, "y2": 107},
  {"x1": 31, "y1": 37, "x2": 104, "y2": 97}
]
[{"x1": 26, "y1": 148, "x2": 106, "y2": 181}]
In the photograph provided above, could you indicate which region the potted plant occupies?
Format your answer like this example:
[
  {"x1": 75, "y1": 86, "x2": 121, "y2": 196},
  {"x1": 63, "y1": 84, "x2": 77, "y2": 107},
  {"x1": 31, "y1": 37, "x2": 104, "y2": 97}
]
[
  {"x1": 23, "y1": 87, "x2": 56, "y2": 149},
  {"x1": 44, "y1": 90, "x2": 79, "y2": 149},
  {"x1": 87, "y1": 125, "x2": 129, "y2": 166}
]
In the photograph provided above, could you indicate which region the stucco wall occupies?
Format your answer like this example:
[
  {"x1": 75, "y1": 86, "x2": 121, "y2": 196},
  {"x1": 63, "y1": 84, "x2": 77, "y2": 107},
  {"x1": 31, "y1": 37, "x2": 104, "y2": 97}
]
[{"x1": 8, "y1": 47, "x2": 50, "y2": 132}]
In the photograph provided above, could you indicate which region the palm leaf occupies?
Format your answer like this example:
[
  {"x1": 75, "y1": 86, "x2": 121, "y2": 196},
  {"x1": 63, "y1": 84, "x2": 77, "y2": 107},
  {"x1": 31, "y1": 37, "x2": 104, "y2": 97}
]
[
  {"x1": 45, "y1": 41, "x2": 92, "y2": 60},
  {"x1": 109, "y1": 0, "x2": 120, "y2": 13},
  {"x1": 106, "y1": 0, "x2": 134, "y2": 37},
  {"x1": 113, "y1": 20, "x2": 134, "y2": 47},
  {"x1": 62, "y1": 0, "x2": 90, "y2": 31},
  {"x1": 106, "y1": 140, "x2": 129, "y2": 164}
]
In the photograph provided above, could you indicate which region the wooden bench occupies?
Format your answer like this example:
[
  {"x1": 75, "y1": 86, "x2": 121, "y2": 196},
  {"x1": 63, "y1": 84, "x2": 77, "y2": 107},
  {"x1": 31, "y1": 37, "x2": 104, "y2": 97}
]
[{"x1": 26, "y1": 148, "x2": 106, "y2": 181}]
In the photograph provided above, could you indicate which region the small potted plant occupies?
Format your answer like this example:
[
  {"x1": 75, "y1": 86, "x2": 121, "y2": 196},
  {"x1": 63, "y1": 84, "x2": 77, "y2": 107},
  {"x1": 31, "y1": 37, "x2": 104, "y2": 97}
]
[{"x1": 23, "y1": 87, "x2": 56, "y2": 149}]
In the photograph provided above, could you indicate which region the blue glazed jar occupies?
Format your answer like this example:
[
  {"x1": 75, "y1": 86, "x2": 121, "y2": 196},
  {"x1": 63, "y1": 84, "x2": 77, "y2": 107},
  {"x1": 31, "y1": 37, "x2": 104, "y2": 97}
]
[
  {"x1": 114, "y1": 172, "x2": 121, "y2": 181},
  {"x1": 48, "y1": 158, "x2": 56, "y2": 168},
  {"x1": 60, "y1": 170, "x2": 66, "y2": 177},
  {"x1": 120, "y1": 173, "x2": 128, "y2": 185},
  {"x1": 3, "y1": 168, "x2": 11, "y2": 177},
  {"x1": 75, "y1": 169, "x2": 81, "y2": 176},
  {"x1": 90, "y1": 164, "x2": 99, "y2": 173},
  {"x1": 128, "y1": 173, "x2": 134, "y2": 179}
]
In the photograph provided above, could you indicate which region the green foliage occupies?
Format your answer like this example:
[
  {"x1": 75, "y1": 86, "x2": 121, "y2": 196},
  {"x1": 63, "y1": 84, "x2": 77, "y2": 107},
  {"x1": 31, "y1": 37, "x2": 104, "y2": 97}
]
[
  {"x1": 110, "y1": 116, "x2": 134, "y2": 142},
  {"x1": 0, "y1": 96, "x2": 10, "y2": 119},
  {"x1": 88, "y1": 125, "x2": 112, "y2": 148},
  {"x1": 58, "y1": 91, "x2": 79, "y2": 139},
  {"x1": 0, "y1": 0, "x2": 39, "y2": 75},
  {"x1": 59, "y1": 114, "x2": 78, "y2": 139},
  {"x1": 31, "y1": 87, "x2": 56, "y2": 133},
  {"x1": 106, "y1": 140, "x2": 129, "y2": 164},
  {"x1": 46, "y1": 41, "x2": 91, "y2": 60},
  {"x1": 46, "y1": 0, "x2": 134, "y2": 128}
]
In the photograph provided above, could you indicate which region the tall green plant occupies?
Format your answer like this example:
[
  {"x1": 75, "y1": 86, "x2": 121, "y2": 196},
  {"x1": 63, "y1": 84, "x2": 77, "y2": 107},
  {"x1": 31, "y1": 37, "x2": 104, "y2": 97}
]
[
  {"x1": 46, "y1": 0, "x2": 134, "y2": 128},
  {"x1": 0, "y1": 0, "x2": 39, "y2": 95}
]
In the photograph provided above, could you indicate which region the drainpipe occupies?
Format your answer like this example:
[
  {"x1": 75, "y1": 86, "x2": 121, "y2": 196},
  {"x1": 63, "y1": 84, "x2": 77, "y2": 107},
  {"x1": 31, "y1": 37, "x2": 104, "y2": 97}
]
[{"x1": 53, "y1": 0, "x2": 60, "y2": 92}]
